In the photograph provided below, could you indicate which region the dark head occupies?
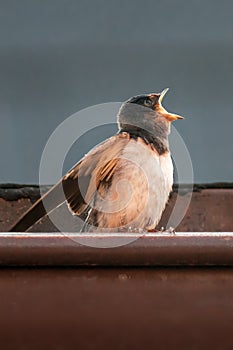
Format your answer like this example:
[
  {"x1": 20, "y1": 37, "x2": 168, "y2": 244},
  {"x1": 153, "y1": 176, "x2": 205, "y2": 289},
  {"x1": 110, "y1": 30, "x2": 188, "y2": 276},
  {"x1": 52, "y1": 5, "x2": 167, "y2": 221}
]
[
  {"x1": 118, "y1": 88, "x2": 184, "y2": 153},
  {"x1": 119, "y1": 88, "x2": 183, "y2": 123}
]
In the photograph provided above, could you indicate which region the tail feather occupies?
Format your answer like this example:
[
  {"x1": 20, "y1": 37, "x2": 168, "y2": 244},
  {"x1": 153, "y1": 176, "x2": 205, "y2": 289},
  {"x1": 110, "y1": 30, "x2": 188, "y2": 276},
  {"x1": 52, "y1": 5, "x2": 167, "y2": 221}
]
[{"x1": 9, "y1": 181, "x2": 64, "y2": 232}]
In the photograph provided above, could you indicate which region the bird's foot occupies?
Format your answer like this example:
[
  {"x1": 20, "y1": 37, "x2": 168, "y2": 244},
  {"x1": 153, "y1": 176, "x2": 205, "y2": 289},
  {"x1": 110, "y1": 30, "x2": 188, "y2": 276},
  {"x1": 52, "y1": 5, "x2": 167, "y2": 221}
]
[
  {"x1": 147, "y1": 226, "x2": 176, "y2": 234},
  {"x1": 160, "y1": 226, "x2": 176, "y2": 235}
]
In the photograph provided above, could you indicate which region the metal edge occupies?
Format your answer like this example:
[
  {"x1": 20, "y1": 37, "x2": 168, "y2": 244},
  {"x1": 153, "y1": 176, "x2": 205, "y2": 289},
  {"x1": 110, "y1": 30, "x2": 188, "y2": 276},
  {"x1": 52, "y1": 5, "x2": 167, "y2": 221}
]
[{"x1": 0, "y1": 232, "x2": 232, "y2": 267}]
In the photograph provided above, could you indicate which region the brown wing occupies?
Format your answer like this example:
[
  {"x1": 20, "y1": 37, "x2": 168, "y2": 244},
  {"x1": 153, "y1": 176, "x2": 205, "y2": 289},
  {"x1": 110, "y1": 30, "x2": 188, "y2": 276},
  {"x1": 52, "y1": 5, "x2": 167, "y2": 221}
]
[
  {"x1": 62, "y1": 133, "x2": 130, "y2": 215},
  {"x1": 10, "y1": 133, "x2": 130, "y2": 232}
]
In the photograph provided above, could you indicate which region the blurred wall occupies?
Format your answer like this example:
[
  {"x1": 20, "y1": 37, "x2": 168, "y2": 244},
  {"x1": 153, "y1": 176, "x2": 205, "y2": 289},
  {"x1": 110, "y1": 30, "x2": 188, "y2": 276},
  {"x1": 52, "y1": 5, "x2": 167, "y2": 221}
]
[{"x1": 0, "y1": 0, "x2": 232, "y2": 183}]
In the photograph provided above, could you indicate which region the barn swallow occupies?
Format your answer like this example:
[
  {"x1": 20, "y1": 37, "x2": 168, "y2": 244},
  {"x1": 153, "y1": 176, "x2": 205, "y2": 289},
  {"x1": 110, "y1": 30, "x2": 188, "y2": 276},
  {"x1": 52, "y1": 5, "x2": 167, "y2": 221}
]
[{"x1": 10, "y1": 88, "x2": 184, "y2": 232}]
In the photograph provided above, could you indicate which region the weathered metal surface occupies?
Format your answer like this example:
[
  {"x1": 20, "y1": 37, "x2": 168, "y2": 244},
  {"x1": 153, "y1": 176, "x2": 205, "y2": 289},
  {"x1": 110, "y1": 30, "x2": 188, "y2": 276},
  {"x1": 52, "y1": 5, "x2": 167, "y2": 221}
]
[
  {"x1": 0, "y1": 233, "x2": 232, "y2": 266},
  {"x1": 160, "y1": 188, "x2": 233, "y2": 232},
  {"x1": 0, "y1": 185, "x2": 233, "y2": 350},
  {"x1": 0, "y1": 266, "x2": 232, "y2": 350},
  {"x1": 1, "y1": 187, "x2": 233, "y2": 232},
  {"x1": 0, "y1": 198, "x2": 32, "y2": 232}
]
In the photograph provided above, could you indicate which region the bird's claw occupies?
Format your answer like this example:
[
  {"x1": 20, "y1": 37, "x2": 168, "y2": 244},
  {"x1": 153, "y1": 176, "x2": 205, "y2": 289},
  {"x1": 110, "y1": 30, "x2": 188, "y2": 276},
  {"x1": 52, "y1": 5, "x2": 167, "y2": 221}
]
[
  {"x1": 161, "y1": 226, "x2": 176, "y2": 234},
  {"x1": 147, "y1": 226, "x2": 176, "y2": 234}
]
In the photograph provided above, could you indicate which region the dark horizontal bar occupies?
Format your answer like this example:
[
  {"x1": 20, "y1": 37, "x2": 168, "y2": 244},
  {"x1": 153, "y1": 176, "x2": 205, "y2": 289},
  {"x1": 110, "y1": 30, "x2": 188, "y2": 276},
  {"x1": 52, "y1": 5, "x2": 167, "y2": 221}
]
[
  {"x1": 0, "y1": 233, "x2": 232, "y2": 267},
  {"x1": 1, "y1": 182, "x2": 233, "y2": 200}
]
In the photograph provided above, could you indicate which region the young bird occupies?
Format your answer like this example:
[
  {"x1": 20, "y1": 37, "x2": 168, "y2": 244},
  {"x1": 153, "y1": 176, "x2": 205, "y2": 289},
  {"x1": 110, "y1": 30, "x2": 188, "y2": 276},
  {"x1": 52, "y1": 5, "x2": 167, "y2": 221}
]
[{"x1": 10, "y1": 88, "x2": 183, "y2": 232}]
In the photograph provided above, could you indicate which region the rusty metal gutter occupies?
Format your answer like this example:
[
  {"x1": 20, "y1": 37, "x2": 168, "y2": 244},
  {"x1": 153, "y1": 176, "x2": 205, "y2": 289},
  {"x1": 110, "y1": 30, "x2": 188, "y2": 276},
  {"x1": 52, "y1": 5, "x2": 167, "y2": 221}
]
[
  {"x1": 1, "y1": 184, "x2": 233, "y2": 349},
  {"x1": 0, "y1": 232, "x2": 232, "y2": 267},
  {"x1": 1, "y1": 183, "x2": 233, "y2": 232}
]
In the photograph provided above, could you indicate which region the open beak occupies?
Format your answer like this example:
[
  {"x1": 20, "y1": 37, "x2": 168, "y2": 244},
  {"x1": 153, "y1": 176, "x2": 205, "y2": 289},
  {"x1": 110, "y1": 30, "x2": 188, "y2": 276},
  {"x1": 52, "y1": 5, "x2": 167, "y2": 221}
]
[
  {"x1": 158, "y1": 88, "x2": 184, "y2": 122},
  {"x1": 158, "y1": 88, "x2": 170, "y2": 104}
]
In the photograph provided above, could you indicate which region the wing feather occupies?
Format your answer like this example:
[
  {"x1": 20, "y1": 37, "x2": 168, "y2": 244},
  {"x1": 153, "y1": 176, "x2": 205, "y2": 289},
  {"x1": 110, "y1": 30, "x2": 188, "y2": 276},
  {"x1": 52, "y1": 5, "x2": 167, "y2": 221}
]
[
  {"x1": 10, "y1": 133, "x2": 130, "y2": 231},
  {"x1": 63, "y1": 133, "x2": 130, "y2": 215}
]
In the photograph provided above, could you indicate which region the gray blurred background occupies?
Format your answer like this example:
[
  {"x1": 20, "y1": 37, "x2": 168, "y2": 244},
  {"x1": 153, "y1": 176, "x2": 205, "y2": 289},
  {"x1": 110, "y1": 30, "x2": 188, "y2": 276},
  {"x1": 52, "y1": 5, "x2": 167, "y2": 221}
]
[{"x1": 0, "y1": 0, "x2": 232, "y2": 184}]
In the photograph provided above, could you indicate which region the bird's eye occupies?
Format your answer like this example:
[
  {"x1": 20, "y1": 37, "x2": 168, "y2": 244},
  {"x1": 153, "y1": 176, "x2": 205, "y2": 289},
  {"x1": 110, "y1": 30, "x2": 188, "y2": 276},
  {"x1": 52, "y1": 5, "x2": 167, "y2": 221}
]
[{"x1": 144, "y1": 99, "x2": 153, "y2": 107}]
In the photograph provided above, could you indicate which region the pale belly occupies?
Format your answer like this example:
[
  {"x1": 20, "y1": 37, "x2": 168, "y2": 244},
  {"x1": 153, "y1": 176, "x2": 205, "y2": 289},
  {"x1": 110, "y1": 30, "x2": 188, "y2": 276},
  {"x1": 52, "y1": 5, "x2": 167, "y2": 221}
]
[{"x1": 90, "y1": 139, "x2": 173, "y2": 231}]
